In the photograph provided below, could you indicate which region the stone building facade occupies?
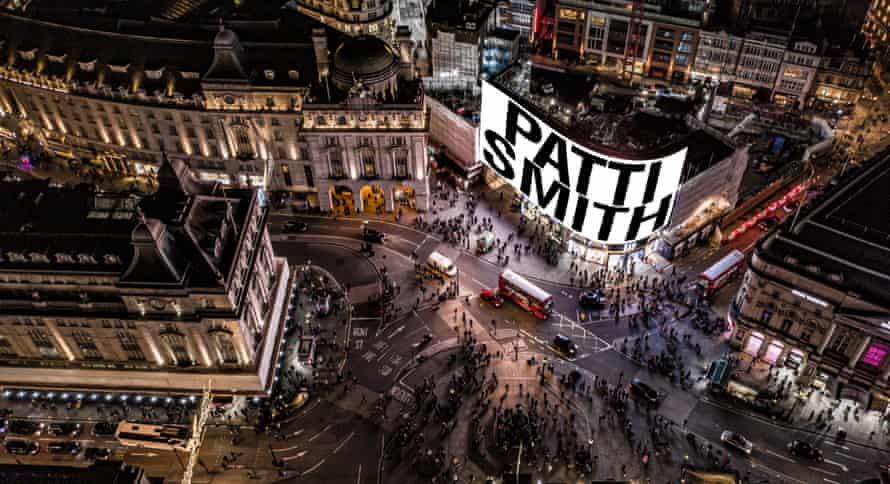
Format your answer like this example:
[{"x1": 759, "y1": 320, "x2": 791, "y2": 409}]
[
  {"x1": 0, "y1": 158, "x2": 291, "y2": 395},
  {"x1": 0, "y1": 7, "x2": 428, "y2": 215},
  {"x1": 729, "y1": 154, "x2": 890, "y2": 411}
]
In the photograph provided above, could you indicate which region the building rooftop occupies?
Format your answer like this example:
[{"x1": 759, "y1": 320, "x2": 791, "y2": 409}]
[
  {"x1": 0, "y1": 157, "x2": 257, "y2": 289},
  {"x1": 490, "y1": 62, "x2": 692, "y2": 158},
  {"x1": 428, "y1": 0, "x2": 496, "y2": 43},
  {"x1": 0, "y1": 6, "x2": 339, "y2": 102},
  {"x1": 758, "y1": 151, "x2": 890, "y2": 307}
]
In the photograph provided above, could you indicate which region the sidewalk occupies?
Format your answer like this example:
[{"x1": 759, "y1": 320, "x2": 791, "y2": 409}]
[
  {"x1": 324, "y1": 174, "x2": 666, "y2": 289},
  {"x1": 270, "y1": 265, "x2": 351, "y2": 419}
]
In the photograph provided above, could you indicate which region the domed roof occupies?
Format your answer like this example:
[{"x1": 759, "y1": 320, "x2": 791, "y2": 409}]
[{"x1": 332, "y1": 36, "x2": 399, "y2": 78}]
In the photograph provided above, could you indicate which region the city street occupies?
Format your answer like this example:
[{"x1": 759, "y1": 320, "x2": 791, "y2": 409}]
[{"x1": 263, "y1": 188, "x2": 890, "y2": 482}]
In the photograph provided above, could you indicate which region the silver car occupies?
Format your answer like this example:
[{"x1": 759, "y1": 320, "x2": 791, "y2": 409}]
[{"x1": 721, "y1": 430, "x2": 753, "y2": 454}]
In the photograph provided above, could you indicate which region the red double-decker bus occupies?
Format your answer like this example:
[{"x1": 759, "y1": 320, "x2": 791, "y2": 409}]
[
  {"x1": 696, "y1": 249, "x2": 746, "y2": 298},
  {"x1": 498, "y1": 270, "x2": 553, "y2": 320}
]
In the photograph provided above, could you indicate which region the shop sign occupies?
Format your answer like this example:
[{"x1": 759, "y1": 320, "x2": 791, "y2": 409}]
[{"x1": 479, "y1": 80, "x2": 687, "y2": 245}]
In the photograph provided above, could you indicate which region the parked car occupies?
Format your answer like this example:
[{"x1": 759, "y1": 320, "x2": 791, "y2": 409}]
[
  {"x1": 5, "y1": 420, "x2": 42, "y2": 436},
  {"x1": 788, "y1": 440, "x2": 823, "y2": 461},
  {"x1": 578, "y1": 290, "x2": 606, "y2": 309},
  {"x1": 628, "y1": 378, "x2": 660, "y2": 405},
  {"x1": 47, "y1": 422, "x2": 82, "y2": 437},
  {"x1": 84, "y1": 447, "x2": 112, "y2": 460},
  {"x1": 92, "y1": 421, "x2": 116, "y2": 437},
  {"x1": 47, "y1": 441, "x2": 82, "y2": 455},
  {"x1": 721, "y1": 430, "x2": 753, "y2": 454},
  {"x1": 552, "y1": 334, "x2": 578, "y2": 357},
  {"x1": 479, "y1": 288, "x2": 504, "y2": 308},
  {"x1": 5, "y1": 439, "x2": 39, "y2": 455},
  {"x1": 283, "y1": 220, "x2": 308, "y2": 233}
]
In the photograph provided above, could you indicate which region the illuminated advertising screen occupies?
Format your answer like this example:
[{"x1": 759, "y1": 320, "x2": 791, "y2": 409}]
[{"x1": 478, "y1": 80, "x2": 687, "y2": 245}]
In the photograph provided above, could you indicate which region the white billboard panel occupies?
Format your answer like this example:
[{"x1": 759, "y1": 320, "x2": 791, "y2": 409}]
[{"x1": 477, "y1": 80, "x2": 687, "y2": 245}]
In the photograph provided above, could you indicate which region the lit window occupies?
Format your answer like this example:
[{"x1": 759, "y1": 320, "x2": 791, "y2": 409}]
[{"x1": 862, "y1": 343, "x2": 887, "y2": 367}]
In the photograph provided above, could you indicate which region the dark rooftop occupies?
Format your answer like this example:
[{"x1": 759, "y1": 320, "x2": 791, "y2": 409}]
[
  {"x1": 0, "y1": 157, "x2": 257, "y2": 289},
  {"x1": 0, "y1": 6, "x2": 328, "y2": 98},
  {"x1": 758, "y1": 151, "x2": 890, "y2": 307},
  {"x1": 428, "y1": 0, "x2": 496, "y2": 43},
  {"x1": 490, "y1": 63, "x2": 690, "y2": 158},
  {"x1": 0, "y1": 461, "x2": 144, "y2": 484}
]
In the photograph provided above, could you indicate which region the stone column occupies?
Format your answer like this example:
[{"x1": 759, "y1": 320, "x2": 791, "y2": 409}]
[
  {"x1": 847, "y1": 335, "x2": 872, "y2": 370},
  {"x1": 816, "y1": 322, "x2": 836, "y2": 355}
]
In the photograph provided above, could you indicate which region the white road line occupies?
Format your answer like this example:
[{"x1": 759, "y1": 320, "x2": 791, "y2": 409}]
[
  {"x1": 281, "y1": 450, "x2": 309, "y2": 461},
  {"x1": 333, "y1": 431, "x2": 356, "y2": 454},
  {"x1": 288, "y1": 429, "x2": 305, "y2": 438},
  {"x1": 308, "y1": 424, "x2": 332, "y2": 442},
  {"x1": 302, "y1": 458, "x2": 326, "y2": 476},
  {"x1": 824, "y1": 479, "x2": 841, "y2": 484},
  {"x1": 470, "y1": 277, "x2": 487, "y2": 288},
  {"x1": 750, "y1": 460, "x2": 807, "y2": 484},
  {"x1": 762, "y1": 449, "x2": 796, "y2": 463},
  {"x1": 273, "y1": 442, "x2": 304, "y2": 452},
  {"x1": 808, "y1": 466, "x2": 837, "y2": 477},
  {"x1": 356, "y1": 464, "x2": 362, "y2": 484},
  {"x1": 822, "y1": 459, "x2": 848, "y2": 472},
  {"x1": 824, "y1": 441, "x2": 849, "y2": 450},
  {"x1": 834, "y1": 452, "x2": 866, "y2": 463}
]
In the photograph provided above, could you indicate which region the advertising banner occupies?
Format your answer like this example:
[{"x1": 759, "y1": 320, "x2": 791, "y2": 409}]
[{"x1": 478, "y1": 80, "x2": 687, "y2": 245}]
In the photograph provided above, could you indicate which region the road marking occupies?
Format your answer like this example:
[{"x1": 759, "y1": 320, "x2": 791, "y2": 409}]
[
  {"x1": 302, "y1": 458, "x2": 326, "y2": 476},
  {"x1": 388, "y1": 325, "x2": 405, "y2": 339},
  {"x1": 824, "y1": 441, "x2": 849, "y2": 450},
  {"x1": 762, "y1": 449, "x2": 796, "y2": 463},
  {"x1": 834, "y1": 452, "x2": 866, "y2": 463},
  {"x1": 333, "y1": 432, "x2": 356, "y2": 454},
  {"x1": 470, "y1": 277, "x2": 487, "y2": 288},
  {"x1": 749, "y1": 460, "x2": 807, "y2": 484},
  {"x1": 274, "y1": 443, "x2": 303, "y2": 452},
  {"x1": 282, "y1": 450, "x2": 309, "y2": 461},
  {"x1": 824, "y1": 479, "x2": 841, "y2": 484},
  {"x1": 808, "y1": 466, "x2": 837, "y2": 476},
  {"x1": 356, "y1": 464, "x2": 362, "y2": 484},
  {"x1": 822, "y1": 459, "x2": 848, "y2": 472},
  {"x1": 308, "y1": 424, "x2": 332, "y2": 442},
  {"x1": 287, "y1": 429, "x2": 305, "y2": 438}
]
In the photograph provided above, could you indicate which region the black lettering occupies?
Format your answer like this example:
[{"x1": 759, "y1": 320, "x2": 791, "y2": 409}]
[
  {"x1": 483, "y1": 130, "x2": 515, "y2": 179},
  {"x1": 625, "y1": 195, "x2": 673, "y2": 241},
  {"x1": 532, "y1": 133, "x2": 570, "y2": 185},
  {"x1": 506, "y1": 101, "x2": 541, "y2": 145},
  {"x1": 592, "y1": 202, "x2": 629, "y2": 241},
  {"x1": 571, "y1": 195, "x2": 588, "y2": 232},
  {"x1": 571, "y1": 145, "x2": 607, "y2": 196},
  {"x1": 520, "y1": 162, "x2": 570, "y2": 222},
  {"x1": 643, "y1": 161, "x2": 661, "y2": 204},
  {"x1": 608, "y1": 161, "x2": 645, "y2": 205}
]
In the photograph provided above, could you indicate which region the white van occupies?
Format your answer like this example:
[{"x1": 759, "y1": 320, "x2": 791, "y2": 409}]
[{"x1": 426, "y1": 251, "x2": 457, "y2": 278}]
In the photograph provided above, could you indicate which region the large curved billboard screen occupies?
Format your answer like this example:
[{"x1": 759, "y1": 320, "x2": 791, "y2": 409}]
[{"x1": 478, "y1": 80, "x2": 687, "y2": 245}]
